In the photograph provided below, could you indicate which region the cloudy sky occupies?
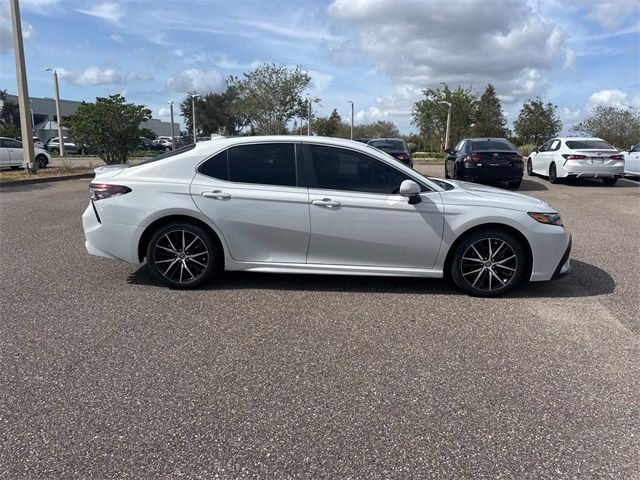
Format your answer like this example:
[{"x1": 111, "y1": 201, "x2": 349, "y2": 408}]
[{"x1": 1, "y1": 0, "x2": 638, "y2": 133}]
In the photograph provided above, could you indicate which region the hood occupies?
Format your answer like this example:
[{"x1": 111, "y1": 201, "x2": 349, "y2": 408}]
[{"x1": 442, "y1": 179, "x2": 555, "y2": 212}]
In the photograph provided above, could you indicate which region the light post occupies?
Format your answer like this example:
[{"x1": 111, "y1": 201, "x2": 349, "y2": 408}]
[
  {"x1": 11, "y1": 0, "x2": 36, "y2": 171},
  {"x1": 45, "y1": 67, "x2": 65, "y2": 156},
  {"x1": 438, "y1": 101, "x2": 452, "y2": 151},
  {"x1": 307, "y1": 98, "x2": 312, "y2": 136},
  {"x1": 168, "y1": 100, "x2": 175, "y2": 150},
  {"x1": 347, "y1": 100, "x2": 354, "y2": 140},
  {"x1": 190, "y1": 93, "x2": 199, "y2": 142}
]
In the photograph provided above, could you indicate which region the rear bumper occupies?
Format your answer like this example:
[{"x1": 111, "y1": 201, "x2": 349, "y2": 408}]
[
  {"x1": 82, "y1": 204, "x2": 142, "y2": 263},
  {"x1": 462, "y1": 165, "x2": 523, "y2": 182},
  {"x1": 562, "y1": 161, "x2": 623, "y2": 178}
]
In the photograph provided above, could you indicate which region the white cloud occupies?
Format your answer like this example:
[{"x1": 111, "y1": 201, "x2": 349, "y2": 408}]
[
  {"x1": 0, "y1": 1, "x2": 36, "y2": 53},
  {"x1": 157, "y1": 106, "x2": 171, "y2": 117},
  {"x1": 328, "y1": 0, "x2": 567, "y2": 124},
  {"x1": 587, "y1": 89, "x2": 637, "y2": 108},
  {"x1": 563, "y1": 0, "x2": 640, "y2": 29},
  {"x1": 308, "y1": 70, "x2": 334, "y2": 92},
  {"x1": 563, "y1": 49, "x2": 576, "y2": 69},
  {"x1": 166, "y1": 69, "x2": 225, "y2": 93},
  {"x1": 77, "y1": 3, "x2": 125, "y2": 25},
  {"x1": 109, "y1": 33, "x2": 123, "y2": 42},
  {"x1": 57, "y1": 67, "x2": 151, "y2": 86}
]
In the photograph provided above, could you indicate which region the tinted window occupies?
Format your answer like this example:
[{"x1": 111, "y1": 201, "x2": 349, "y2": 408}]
[
  {"x1": 470, "y1": 139, "x2": 516, "y2": 152},
  {"x1": 308, "y1": 145, "x2": 410, "y2": 194},
  {"x1": 2, "y1": 139, "x2": 22, "y2": 148},
  {"x1": 198, "y1": 150, "x2": 228, "y2": 179},
  {"x1": 368, "y1": 140, "x2": 405, "y2": 150},
  {"x1": 539, "y1": 140, "x2": 553, "y2": 152},
  {"x1": 565, "y1": 139, "x2": 615, "y2": 150},
  {"x1": 228, "y1": 143, "x2": 296, "y2": 186},
  {"x1": 631, "y1": 144, "x2": 640, "y2": 153}
]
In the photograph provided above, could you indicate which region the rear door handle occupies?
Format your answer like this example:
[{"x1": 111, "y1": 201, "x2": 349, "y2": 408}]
[
  {"x1": 312, "y1": 198, "x2": 341, "y2": 208},
  {"x1": 202, "y1": 190, "x2": 231, "y2": 200}
]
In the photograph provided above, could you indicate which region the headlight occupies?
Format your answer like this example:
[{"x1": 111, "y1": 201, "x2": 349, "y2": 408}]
[{"x1": 528, "y1": 212, "x2": 563, "y2": 226}]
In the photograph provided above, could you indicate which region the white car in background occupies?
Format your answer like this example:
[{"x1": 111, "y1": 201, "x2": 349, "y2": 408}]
[
  {"x1": 527, "y1": 137, "x2": 624, "y2": 185},
  {"x1": 0, "y1": 137, "x2": 52, "y2": 169},
  {"x1": 623, "y1": 144, "x2": 640, "y2": 177},
  {"x1": 82, "y1": 136, "x2": 572, "y2": 297}
]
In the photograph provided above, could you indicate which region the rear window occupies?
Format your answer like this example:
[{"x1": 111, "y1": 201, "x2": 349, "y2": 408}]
[
  {"x1": 565, "y1": 140, "x2": 615, "y2": 150},
  {"x1": 470, "y1": 140, "x2": 516, "y2": 152},
  {"x1": 137, "y1": 144, "x2": 197, "y2": 165},
  {"x1": 368, "y1": 140, "x2": 405, "y2": 150}
]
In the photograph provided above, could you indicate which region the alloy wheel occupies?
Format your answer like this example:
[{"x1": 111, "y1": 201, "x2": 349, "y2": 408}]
[
  {"x1": 460, "y1": 238, "x2": 517, "y2": 293},
  {"x1": 152, "y1": 229, "x2": 210, "y2": 284}
]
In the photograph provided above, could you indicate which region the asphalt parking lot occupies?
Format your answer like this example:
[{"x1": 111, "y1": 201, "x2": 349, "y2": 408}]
[{"x1": 1, "y1": 166, "x2": 638, "y2": 478}]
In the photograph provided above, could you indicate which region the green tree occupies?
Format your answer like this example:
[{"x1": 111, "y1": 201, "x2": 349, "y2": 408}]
[
  {"x1": 472, "y1": 84, "x2": 509, "y2": 138},
  {"x1": 313, "y1": 108, "x2": 342, "y2": 137},
  {"x1": 513, "y1": 97, "x2": 562, "y2": 145},
  {"x1": 138, "y1": 127, "x2": 157, "y2": 140},
  {"x1": 572, "y1": 106, "x2": 640, "y2": 150},
  {"x1": 229, "y1": 63, "x2": 312, "y2": 135},
  {"x1": 0, "y1": 89, "x2": 20, "y2": 126},
  {"x1": 67, "y1": 94, "x2": 151, "y2": 164},
  {"x1": 180, "y1": 85, "x2": 249, "y2": 137},
  {"x1": 412, "y1": 85, "x2": 477, "y2": 149}
]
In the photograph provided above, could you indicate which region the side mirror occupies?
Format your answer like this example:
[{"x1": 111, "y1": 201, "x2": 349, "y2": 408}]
[
  {"x1": 399, "y1": 180, "x2": 422, "y2": 204},
  {"x1": 534, "y1": 147, "x2": 539, "y2": 153}
]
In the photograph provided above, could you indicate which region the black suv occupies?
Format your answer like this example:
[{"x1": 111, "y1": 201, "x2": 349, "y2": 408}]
[
  {"x1": 367, "y1": 138, "x2": 413, "y2": 168},
  {"x1": 445, "y1": 138, "x2": 524, "y2": 189}
]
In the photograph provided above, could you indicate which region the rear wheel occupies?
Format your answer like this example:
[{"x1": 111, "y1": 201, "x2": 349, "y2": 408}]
[
  {"x1": 526, "y1": 158, "x2": 534, "y2": 176},
  {"x1": 549, "y1": 163, "x2": 559, "y2": 184},
  {"x1": 450, "y1": 229, "x2": 526, "y2": 297},
  {"x1": 602, "y1": 177, "x2": 617, "y2": 185},
  {"x1": 146, "y1": 223, "x2": 218, "y2": 288}
]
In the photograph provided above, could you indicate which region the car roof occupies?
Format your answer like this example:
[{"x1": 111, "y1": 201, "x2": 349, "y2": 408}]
[
  {"x1": 464, "y1": 137, "x2": 510, "y2": 141},
  {"x1": 368, "y1": 138, "x2": 404, "y2": 142}
]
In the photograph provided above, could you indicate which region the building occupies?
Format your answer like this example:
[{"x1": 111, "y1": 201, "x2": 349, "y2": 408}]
[{"x1": 5, "y1": 94, "x2": 179, "y2": 140}]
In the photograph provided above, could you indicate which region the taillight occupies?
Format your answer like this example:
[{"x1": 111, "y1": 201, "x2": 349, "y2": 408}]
[
  {"x1": 562, "y1": 154, "x2": 587, "y2": 160},
  {"x1": 396, "y1": 153, "x2": 409, "y2": 159},
  {"x1": 89, "y1": 183, "x2": 131, "y2": 201},
  {"x1": 464, "y1": 155, "x2": 483, "y2": 164},
  {"x1": 609, "y1": 155, "x2": 624, "y2": 161}
]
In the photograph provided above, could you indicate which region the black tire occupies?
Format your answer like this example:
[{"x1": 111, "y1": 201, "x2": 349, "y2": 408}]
[
  {"x1": 444, "y1": 160, "x2": 450, "y2": 178},
  {"x1": 452, "y1": 162, "x2": 459, "y2": 180},
  {"x1": 549, "y1": 163, "x2": 559, "y2": 184},
  {"x1": 526, "y1": 158, "x2": 534, "y2": 176},
  {"x1": 602, "y1": 177, "x2": 617, "y2": 185},
  {"x1": 36, "y1": 154, "x2": 48, "y2": 168},
  {"x1": 450, "y1": 229, "x2": 526, "y2": 297},
  {"x1": 508, "y1": 180, "x2": 522, "y2": 189},
  {"x1": 146, "y1": 223, "x2": 218, "y2": 288}
]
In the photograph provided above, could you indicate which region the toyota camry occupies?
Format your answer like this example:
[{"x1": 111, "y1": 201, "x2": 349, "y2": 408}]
[{"x1": 82, "y1": 136, "x2": 571, "y2": 296}]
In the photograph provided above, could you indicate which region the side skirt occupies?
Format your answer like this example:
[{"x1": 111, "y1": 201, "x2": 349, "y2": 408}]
[{"x1": 226, "y1": 261, "x2": 444, "y2": 278}]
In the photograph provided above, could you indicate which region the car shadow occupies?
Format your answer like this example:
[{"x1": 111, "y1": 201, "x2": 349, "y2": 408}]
[
  {"x1": 469, "y1": 179, "x2": 548, "y2": 192},
  {"x1": 126, "y1": 259, "x2": 613, "y2": 299},
  {"x1": 563, "y1": 177, "x2": 639, "y2": 188}
]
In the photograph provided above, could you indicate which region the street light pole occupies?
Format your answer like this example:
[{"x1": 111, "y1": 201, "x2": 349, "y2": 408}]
[
  {"x1": 168, "y1": 100, "x2": 175, "y2": 150},
  {"x1": 10, "y1": 0, "x2": 36, "y2": 171},
  {"x1": 307, "y1": 98, "x2": 311, "y2": 136},
  {"x1": 438, "y1": 101, "x2": 452, "y2": 151},
  {"x1": 347, "y1": 100, "x2": 354, "y2": 140},
  {"x1": 45, "y1": 68, "x2": 65, "y2": 156},
  {"x1": 191, "y1": 93, "x2": 199, "y2": 142}
]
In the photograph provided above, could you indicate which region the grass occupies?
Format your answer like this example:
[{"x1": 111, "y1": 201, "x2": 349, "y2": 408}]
[{"x1": 0, "y1": 166, "x2": 94, "y2": 182}]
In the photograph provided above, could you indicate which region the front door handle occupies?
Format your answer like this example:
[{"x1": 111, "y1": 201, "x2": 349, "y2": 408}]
[
  {"x1": 312, "y1": 198, "x2": 341, "y2": 208},
  {"x1": 202, "y1": 190, "x2": 231, "y2": 200}
]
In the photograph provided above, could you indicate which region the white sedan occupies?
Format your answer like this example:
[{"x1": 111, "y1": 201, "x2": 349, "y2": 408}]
[
  {"x1": 624, "y1": 144, "x2": 640, "y2": 177},
  {"x1": 527, "y1": 137, "x2": 624, "y2": 185},
  {"x1": 0, "y1": 137, "x2": 52, "y2": 169},
  {"x1": 82, "y1": 136, "x2": 571, "y2": 297}
]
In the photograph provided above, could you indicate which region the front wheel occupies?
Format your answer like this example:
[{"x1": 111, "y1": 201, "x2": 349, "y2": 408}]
[
  {"x1": 36, "y1": 154, "x2": 48, "y2": 168},
  {"x1": 450, "y1": 229, "x2": 526, "y2": 297},
  {"x1": 146, "y1": 223, "x2": 218, "y2": 288},
  {"x1": 602, "y1": 177, "x2": 617, "y2": 185}
]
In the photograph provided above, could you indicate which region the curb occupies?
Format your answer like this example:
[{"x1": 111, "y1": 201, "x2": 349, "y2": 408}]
[{"x1": 0, "y1": 173, "x2": 94, "y2": 188}]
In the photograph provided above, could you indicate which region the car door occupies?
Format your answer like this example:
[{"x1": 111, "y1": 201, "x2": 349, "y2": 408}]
[
  {"x1": 0, "y1": 138, "x2": 10, "y2": 166},
  {"x1": 533, "y1": 140, "x2": 552, "y2": 174},
  {"x1": 190, "y1": 142, "x2": 311, "y2": 264},
  {"x1": 5, "y1": 139, "x2": 23, "y2": 166},
  {"x1": 303, "y1": 143, "x2": 444, "y2": 269},
  {"x1": 627, "y1": 144, "x2": 640, "y2": 174}
]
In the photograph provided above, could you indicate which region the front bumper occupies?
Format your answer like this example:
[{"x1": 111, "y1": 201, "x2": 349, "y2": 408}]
[{"x1": 551, "y1": 234, "x2": 572, "y2": 280}]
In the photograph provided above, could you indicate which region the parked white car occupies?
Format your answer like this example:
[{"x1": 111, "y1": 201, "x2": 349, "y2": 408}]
[
  {"x1": 0, "y1": 137, "x2": 52, "y2": 168},
  {"x1": 527, "y1": 137, "x2": 624, "y2": 185},
  {"x1": 623, "y1": 144, "x2": 640, "y2": 177},
  {"x1": 154, "y1": 137, "x2": 174, "y2": 151},
  {"x1": 82, "y1": 136, "x2": 571, "y2": 297}
]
